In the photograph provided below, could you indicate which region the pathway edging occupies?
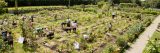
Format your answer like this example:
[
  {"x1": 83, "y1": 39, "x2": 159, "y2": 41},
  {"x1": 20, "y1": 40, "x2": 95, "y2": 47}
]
[{"x1": 125, "y1": 15, "x2": 160, "y2": 53}]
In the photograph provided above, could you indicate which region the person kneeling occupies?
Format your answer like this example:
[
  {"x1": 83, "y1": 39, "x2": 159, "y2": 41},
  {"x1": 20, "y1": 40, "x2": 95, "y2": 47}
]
[{"x1": 47, "y1": 31, "x2": 54, "y2": 39}]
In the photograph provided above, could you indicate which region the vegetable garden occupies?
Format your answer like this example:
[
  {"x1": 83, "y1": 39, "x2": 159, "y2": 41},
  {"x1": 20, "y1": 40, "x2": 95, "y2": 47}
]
[{"x1": 0, "y1": 2, "x2": 160, "y2": 53}]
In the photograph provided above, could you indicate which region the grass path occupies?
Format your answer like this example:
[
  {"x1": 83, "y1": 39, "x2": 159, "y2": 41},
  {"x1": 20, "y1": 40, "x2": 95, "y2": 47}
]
[{"x1": 125, "y1": 15, "x2": 160, "y2": 53}]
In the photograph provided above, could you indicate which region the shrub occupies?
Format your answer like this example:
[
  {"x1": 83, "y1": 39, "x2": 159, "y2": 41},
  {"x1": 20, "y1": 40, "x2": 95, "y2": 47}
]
[
  {"x1": 142, "y1": 16, "x2": 154, "y2": 27},
  {"x1": 142, "y1": 10, "x2": 159, "y2": 15},
  {"x1": 97, "y1": 1, "x2": 106, "y2": 8},
  {"x1": 0, "y1": 0, "x2": 7, "y2": 14},
  {"x1": 141, "y1": 0, "x2": 160, "y2": 8},
  {"x1": 125, "y1": 23, "x2": 145, "y2": 42},
  {"x1": 144, "y1": 40, "x2": 160, "y2": 53},
  {"x1": 116, "y1": 36, "x2": 130, "y2": 53},
  {"x1": 119, "y1": 3, "x2": 138, "y2": 8},
  {"x1": 116, "y1": 36, "x2": 127, "y2": 48},
  {"x1": 85, "y1": 8, "x2": 97, "y2": 13},
  {"x1": 134, "y1": 13, "x2": 142, "y2": 20},
  {"x1": 8, "y1": 6, "x2": 66, "y2": 14},
  {"x1": 103, "y1": 44, "x2": 117, "y2": 53},
  {"x1": 0, "y1": 39, "x2": 13, "y2": 53}
]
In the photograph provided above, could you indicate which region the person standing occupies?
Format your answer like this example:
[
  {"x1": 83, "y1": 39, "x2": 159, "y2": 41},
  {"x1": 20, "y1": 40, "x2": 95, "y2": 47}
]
[
  {"x1": 72, "y1": 20, "x2": 78, "y2": 33},
  {"x1": 7, "y1": 32, "x2": 13, "y2": 48},
  {"x1": 30, "y1": 15, "x2": 34, "y2": 22},
  {"x1": 2, "y1": 31, "x2": 7, "y2": 41},
  {"x1": 112, "y1": 12, "x2": 116, "y2": 19},
  {"x1": 22, "y1": 15, "x2": 26, "y2": 21},
  {"x1": 66, "y1": 18, "x2": 71, "y2": 27}
]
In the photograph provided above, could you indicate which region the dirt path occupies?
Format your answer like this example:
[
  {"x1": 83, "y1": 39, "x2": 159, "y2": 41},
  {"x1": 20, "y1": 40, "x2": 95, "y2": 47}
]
[{"x1": 125, "y1": 15, "x2": 160, "y2": 53}]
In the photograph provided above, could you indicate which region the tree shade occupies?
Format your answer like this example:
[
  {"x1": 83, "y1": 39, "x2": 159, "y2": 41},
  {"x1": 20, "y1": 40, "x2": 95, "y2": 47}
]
[{"x1": 5, "y1": 0, "x2": 97, "y2": 7}]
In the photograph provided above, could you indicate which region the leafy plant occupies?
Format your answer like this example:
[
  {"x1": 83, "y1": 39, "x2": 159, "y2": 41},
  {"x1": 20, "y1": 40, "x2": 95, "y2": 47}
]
[{"x1": 119, "y1": 3, "x2": 138, "y2": 8}]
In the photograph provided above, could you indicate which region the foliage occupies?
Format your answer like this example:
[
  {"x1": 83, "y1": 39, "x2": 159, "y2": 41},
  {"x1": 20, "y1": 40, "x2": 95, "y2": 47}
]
[
  {"x1": 109, "y1": 0, "x2": 141, "y2": 5},
  {"x1": 126, "y1": 23, "x2": 144, "y2": 42},
  {"x1": 97, "y1": 1, "x2": 106, "y2": 8},
  {"x1": 0, "y1": 0, "x2": 7, "y2": 14},
  {"x1": 6, "y1": 0, "x2": 95, "y2": 7},
  {"x1": 0, "y1": 39, "x2": 13, "y2": 53},
  {"x1": 119, "y1": 3, "x2": 138, "y2": 8},
  {"x1": 0, "y1": 0, "x2": 7, "y2": 7},
  {"x1": 8, "y1": 6, "x2": 66, "y2": 14},
  {"x1": 141, "y1": 9, "x2": 159, "y2": 15},
  {"x1": 119, "y1": 7, "x2": 160, "y2": 15},
  {"x1": 141, "y1": 0, "x2": 160, "y2": 8},
  {"x1": 102, "y1": 43, "x2": 117, "y2": 53},
  {"x1": 116, "y1": 36, "x2": 127, "y2": 48},
  {"x1": 143, "y1": 31, "x2": 160, "y2": 53},
  {"x1": 0, "y1": 5, "x2": 158, "y2": 53}
]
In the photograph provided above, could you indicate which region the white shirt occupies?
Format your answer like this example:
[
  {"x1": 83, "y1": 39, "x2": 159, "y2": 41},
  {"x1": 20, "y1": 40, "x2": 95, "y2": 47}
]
[
  {"x1": 71, "y1": 22, "x2": 77, "y2": 28},
  {"x1": 3, "y1": 21, "x2": 8, "y2": 25},
  {"x1": 83, "y1": 35, "x2": 89, "y2": 39},
  {"x1": 74, "y1": 42, "x2": 80, "y2": 49},
  {"x1": 112, "y1": 12, "x2": 116, "y2": 15},
  {"x1": 18, "y1": 37, "x2": 24, "y2": 43}
]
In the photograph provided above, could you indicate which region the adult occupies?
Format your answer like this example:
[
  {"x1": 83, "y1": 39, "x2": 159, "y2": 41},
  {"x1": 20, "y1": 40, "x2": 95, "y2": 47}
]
[
  {"x1": 54, "y1": 14, "x2": 58, "y2": 21},
  {"x1": 22, "y1": 15, "x2": 26, "y2": 21},
  {"x1": 66, "y1": 18, "x2": 71, "y2": 27},
  {"x1": 66, "y1": 18, "x2": 71, "y2": 23},
  {"x1": 47, "y1": 31, "x2": 54, "y2": 39},
  {"x1": 35, "y1": 27, "x2": 44, "y2": 37},
  {"x1": 29, "y1": 21, "x2": 34, "y2": 29},
  {"x1": 83, "y1": 34, "x2": 89, "y2": 40},
  {"x1": 71, "y1": 20, "x2": 78, "y2": 33},
  {"x1": 7, "y1": 32, "x2": 13, "y2": 47},
  {"x1": 108, "y1": 22, "x2": 112, "y2": 31},
  {"x1": 1, "y1": 31, "x2": 7, "y2": 41},
  {"x1": 112, "y1": 12, "x2": 116, "y2": 19},
  {"x1": 73, "y1": 41, "x2": 80, "y2": 50},
  {"x1": 3, "y1": 19, "x2": 8, "y2": 26},
  {"x1": 12, "y1": 20, "x2": 17, "y2": 27},
  {"x1": 30, "y1": 15, "x2": 34, "y2": 22}
]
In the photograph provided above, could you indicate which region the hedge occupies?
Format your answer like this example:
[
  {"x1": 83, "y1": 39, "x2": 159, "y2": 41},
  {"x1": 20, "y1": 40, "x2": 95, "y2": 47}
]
[
  {"x1": 7, "y1": 6, "x2": 67, "y2": 14},
  {"x1": 119, "y1": 3, "x2": 138, "y2": 8}
]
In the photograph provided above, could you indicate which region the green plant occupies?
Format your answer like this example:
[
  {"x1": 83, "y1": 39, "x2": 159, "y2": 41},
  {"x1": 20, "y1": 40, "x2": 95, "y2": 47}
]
[
  {"x1": 0, "y1": 39, "x2": 13, "y2": 53},
  {"x1": 134, "y1": 13, "x2": 142, "y2": 20},
  {"x1": 8, "y1": 6, "x2": 67, "y2": 14},
  {"x1": 143, "y1": 31, "x2": 160, "y2": 53},
  {"x1": 116, "y1": 36, "x2": 127, "y2": 48},
  {"x1": 103, "y1": 44, "x2": 117, "y2": 53},
  {"x1": 119, "y1": 3, "x2": 138, "y2": 8},
  {"x1": 0, "y1": 0, "x2": 7, "y2": 14},
  {"x1": 97, "y1": 1, "x2": 106, "y2": 8}
]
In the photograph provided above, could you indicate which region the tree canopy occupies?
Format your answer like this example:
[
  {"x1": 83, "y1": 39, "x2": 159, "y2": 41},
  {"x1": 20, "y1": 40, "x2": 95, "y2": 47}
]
[{"x1": 0, "y1": 0, "x2": 7, "y2": 7}]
